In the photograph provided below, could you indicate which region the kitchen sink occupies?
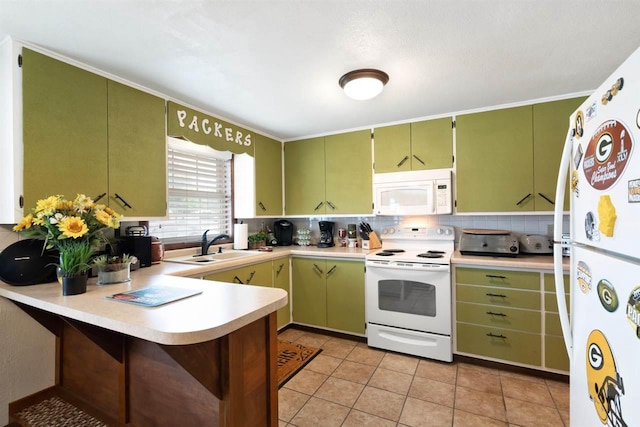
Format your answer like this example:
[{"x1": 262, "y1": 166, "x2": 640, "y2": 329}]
[{"x1": 164, "y1": 250, "x2": 260, "y2": 265}]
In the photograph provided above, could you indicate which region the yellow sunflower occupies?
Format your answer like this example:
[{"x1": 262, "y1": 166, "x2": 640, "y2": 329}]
[
  {"x1": 12, "y1": 214, "x2": 34, "y2": 231},
  {"x1": 94, "y1": 210, "x2": 112, "y2": 227},
  {"x1": 57, "y1": 216, "x2": 89, "y2": 239},
  {"x1": 35, "y1": 195, "x2": 62, "y2": 216}
]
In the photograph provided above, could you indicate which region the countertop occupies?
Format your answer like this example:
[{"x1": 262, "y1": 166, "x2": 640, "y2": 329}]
[
  {"x1": 0, "y1": 262, "x2": 287, "y2": 346},
  {"x1": 452, "y1": 250, "x2": 570, "y2": 271}
]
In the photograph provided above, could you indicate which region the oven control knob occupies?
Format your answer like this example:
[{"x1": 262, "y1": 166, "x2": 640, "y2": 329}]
[
  {"x1": 510, "y1": 245, "x2": 518, "y2": 252},
  {"x1": 436, "y1": 228, "x2": 443, "y2": 235},
  {"x1": 382, "y1": 228, "x2": 389, "y2": 235},
  {"x1": 388, "y1": 228, "x2": 395, "y2": 234}
]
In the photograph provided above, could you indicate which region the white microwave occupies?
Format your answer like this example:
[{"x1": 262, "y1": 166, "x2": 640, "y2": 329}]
[{"x1": 373, "y1": 169, "x2": 453, "y2": 216}]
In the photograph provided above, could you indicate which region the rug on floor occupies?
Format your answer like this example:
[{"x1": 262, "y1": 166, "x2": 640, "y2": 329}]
[
  {"x1": 14, "y1": 396, "x2": 107, "y2": 427},
  {"x1": 277, "y1": 339, "x2": 322, "y2": 388}
]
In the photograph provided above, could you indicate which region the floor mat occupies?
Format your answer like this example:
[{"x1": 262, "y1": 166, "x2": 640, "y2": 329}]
[
  {"x1": 277, "y1": 339, "x2": 322, "y2": 388},
  {"x1": 14, "y1": 396, "x2": 107, "y2": 427}
]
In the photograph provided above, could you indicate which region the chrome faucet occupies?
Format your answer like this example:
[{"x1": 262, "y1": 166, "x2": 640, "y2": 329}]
[{"x1": 201, "y1": 230, "x2": 230, "y2": 255}]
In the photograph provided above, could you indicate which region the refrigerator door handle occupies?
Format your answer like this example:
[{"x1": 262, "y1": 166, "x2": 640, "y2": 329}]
[{"x1": 553, "y1": 125, "x2": 574, "y2": 362}]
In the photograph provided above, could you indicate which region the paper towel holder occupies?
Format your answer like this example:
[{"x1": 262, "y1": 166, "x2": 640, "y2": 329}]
[{"x1": 233, "y1": 223, "x2": 249, "y2": 250}]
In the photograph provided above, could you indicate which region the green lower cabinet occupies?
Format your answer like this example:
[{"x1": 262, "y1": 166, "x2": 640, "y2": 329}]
[
  {"x1": 456, "y1": 302, "x2": 541, "y2": 333},
  {"x1": 273, "y1": 259, "x2": 291, "y2": 329},
  {"x1": 204, "y1": 267, "x2": 243, "y2": 284},
  {"x1": 292, "y1": 258, "x2": 365, "y2": 334},
  {"x1": 243, "y1": 261, "x2": 273, "y2": 287},
  {"x1": 456, "y1": 267, "x2": 539, "y2": 290},
  {"x1": 292, "y1": 258, "x2": 327, "y2": 326},
  {"x1": 545, "y1": 335, "x2": 570, "y2": 371},
  {"x1": 326, "y1": 260, "x2": 365, "y2": 334},
  {"x1": 456, "y1": 322, "x2": 541, "y2": 366},
  {"x1": 456, "y1": 284, "x2": 541, "y2": 310}
]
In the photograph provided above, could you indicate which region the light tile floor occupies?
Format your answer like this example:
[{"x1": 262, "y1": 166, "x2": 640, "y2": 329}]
[{"x1": 278, "y1": 328, "x2": 569, "y2": 427}]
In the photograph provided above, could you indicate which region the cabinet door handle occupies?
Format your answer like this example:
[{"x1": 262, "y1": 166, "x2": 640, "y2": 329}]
[
  {"x1": 114, "y1": 193, "x2": 133, "y2": 209},
  {"x1": 486, "y1": 333, "x2": 507, "y2": 339},
  {"x1": 258, "y1": 201, "x2": 267, "y2": 211},
  {"x1": 486, "y1": 311, "x2": 507, "y2": 317},
  {"x1": 486, "y1": 274, "x2": 506, "y2": 279},
  {"x1": 246, "y1": 270, "x2": 256, "y2": 284},
  {"x1": 276, "y1": 264, "x2": 284, "y2": 277},
  {"x1": 485, "y1": 293, "x2": 507, "y2": 298},
  {"x1": 412, "y1": 155, "x2": 425, "y2": 165},
  {"x1": 314, "y1": 201, "x2": 324, "y2": 211},
  {"x1": 516, "y1": 193, "x2": 532, "y2": 206},
  {"x1": 326, "y1": 201, "x2": 336, "y2": 210},
  {"x1": 538, "y1": 193, "x2": 555, "y2": 205},
  {"x1": 94, "y1": 192, "x2": 107, "y2": 203},
  {"x1": 397, "y1": 156, "x2": 409, "y2": 167},
  {"x1": 233, "y1": 275, "x2": 244, "y2": 284},
  {"x1": 313, "y1": 264, "x2": 324, "y2": 275},
  {"x1": 326, "y1": 265, "x2": 337, "y2": 277}
]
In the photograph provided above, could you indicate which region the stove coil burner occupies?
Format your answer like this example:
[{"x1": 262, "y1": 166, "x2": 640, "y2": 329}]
[
  {"x1": 375, "y1": 252, "x2": 395, "y2": 257},
  {"x1": 382, "y1": 249, "x2": 405, "y2": 253},
  {"x1": 417, "y1": 252, "x2": 444, "y2": 258}
]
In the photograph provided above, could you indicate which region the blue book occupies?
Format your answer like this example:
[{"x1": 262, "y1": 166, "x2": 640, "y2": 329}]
[{"x1": 106, "y1": 286, "x2": 202, "y2": 307}]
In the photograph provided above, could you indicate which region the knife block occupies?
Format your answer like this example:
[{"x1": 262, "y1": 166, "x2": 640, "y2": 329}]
[{"x1": 366, "y1": 232, "x2": 382, "y2": 249}]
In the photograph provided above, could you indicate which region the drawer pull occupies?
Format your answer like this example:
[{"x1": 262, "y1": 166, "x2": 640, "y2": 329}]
[
  {"x1": 516, "y1": 193, "x2": 532, "y2": 206},
  {"x1": 245, "y1": 270, "x2": 256, "y2": 284},
  {"x1": 314, "y1": 201, "x2": 324, "y2": 211},
  {"x1": 258, "y1": 201, "x2": 267, "y2": 211},
  {"x1": 397, "y1": 155, "x2": 409, "y2": 167},
  {"x1": 313, "y1": 264, "x2": 324, "y2": 275},
  {"x1": 233, "y1": 275, "x2": 244, "y2": 284},
  {"x1": 486, "y1": 311, "x2": 507, "y2": 317},
  {"x1": 485, "y1": 293, "x2": 507, "y2": 298},
  {"x1": 114, "y1": 193, "x2": 133, "y2": 209},
  {"x1": 326, "y1": 265, "x2": 337, "y2": 276},
  {"x1": 485, "y1": 274, "x2": 506, "y2": 279},
  {"x1": 275, "y1": 264, "x2": 284, "y2": 277},
  {"x1": 486, "y1": 333, "x2": 507, "y2": 339}
]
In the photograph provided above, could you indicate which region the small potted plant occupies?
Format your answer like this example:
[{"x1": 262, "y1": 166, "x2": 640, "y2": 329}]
[
  {"x1": 247, "y1": 232, "x2": 268, "y2": 250},
  {"x1": 92, "y1": 254, "x2": 138, "y2": 285}
]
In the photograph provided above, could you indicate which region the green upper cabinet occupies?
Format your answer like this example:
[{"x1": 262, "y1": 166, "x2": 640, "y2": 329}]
[
  {"x1": 456, "y1": 106, "x2": 535, "y2": 212},
  {"x1": 254, "y1": 134, "x2": 283, "y2": 216},
  {"x1": 285, "y1": 131, "x2": 372, "y2": 215},
  {"x1": 284, "y1": 137, "x2": 326, "y2": 215},
  {"x1": 22, "y1": 48, "x2": 166, "y2": 217},
  {"x1": 325, "y1": 130, "x2": 372, "y2": 214},
  {"x1": 373, "y1": 118, "x2": 452, "y2": 173},
  {"x1": 410, "y1": 118, "x2": 453, "y2": 170},
  {"x1": 22, "y1": 48, "x2": 108, "y2": 210},
  {"x1": 107, "y1": 81, "x2": 166, "y2": 217},
  {"x1": 533, "y1": 97, "x2": 586, "y2": 211},
  {"x1": 373, "y1": 124, "x2": 412, "y2": 172}
]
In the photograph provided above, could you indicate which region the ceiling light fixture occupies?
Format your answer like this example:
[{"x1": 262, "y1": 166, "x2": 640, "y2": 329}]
[{"x1": 339, "y1": 69, "x2": 389, "y2": 100}]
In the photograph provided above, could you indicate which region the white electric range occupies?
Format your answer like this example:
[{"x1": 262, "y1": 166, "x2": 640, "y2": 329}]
[{"x1": 365, "y1": 225, "x2": 454, "y2": 362}]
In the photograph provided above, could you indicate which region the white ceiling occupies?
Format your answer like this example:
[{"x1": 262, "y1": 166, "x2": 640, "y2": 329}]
[{"x1": 2, "y1": 1, "x2": 640, "y2": 141}]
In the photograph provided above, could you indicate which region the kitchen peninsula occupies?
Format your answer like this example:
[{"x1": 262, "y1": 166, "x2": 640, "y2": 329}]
[{"x1": 0, "y1": 271, "x2": 287, "y2": 426}]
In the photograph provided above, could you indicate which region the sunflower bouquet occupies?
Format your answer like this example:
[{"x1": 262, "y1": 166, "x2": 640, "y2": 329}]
[{"x1": 14, "y1": 194, "x2": 122, "y2": 277}]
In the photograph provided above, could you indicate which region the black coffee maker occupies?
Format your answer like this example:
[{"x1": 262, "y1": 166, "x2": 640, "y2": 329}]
[
  {"x1": 318, "y1": 221, "x2": 335, "y2": 248},
  {"x1": 273, "y1": 219, "x2": 294, "y2": 246}
]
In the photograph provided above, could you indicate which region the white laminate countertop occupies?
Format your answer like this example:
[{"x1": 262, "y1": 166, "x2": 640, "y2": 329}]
[{"x1": 452, "y1": 250, "x2": 570, "y2": 271}]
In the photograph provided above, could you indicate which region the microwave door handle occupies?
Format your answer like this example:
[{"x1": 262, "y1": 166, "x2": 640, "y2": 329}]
[{"x1": 429, "y1": 182, "x2": 436, "y2": 214}]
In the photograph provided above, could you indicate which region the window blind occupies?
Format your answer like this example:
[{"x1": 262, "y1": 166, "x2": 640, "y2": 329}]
[{"x1": 149, "y1": 139, "x2": 232, "y2": 243}]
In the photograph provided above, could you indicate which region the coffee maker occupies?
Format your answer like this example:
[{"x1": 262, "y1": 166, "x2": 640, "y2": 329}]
[{"x1": 318, "y1": 221, "x2": 335, "y2": 248}]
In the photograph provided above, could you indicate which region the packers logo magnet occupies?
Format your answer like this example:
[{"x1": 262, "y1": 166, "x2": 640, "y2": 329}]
[
  {"x1": 582, "y1": 119, "x2": 633, "y2": 191},
  {"x1": 597, "y1": 280, "x2": 619, "y2": 312},
  {"x1": 577, "y1": 261, "x2": 592, "y2": 294},
  {"x1": 586, "y1": 330, "x2": 627, "y2": 426},
  {"x1": 626, "y1": 286, "x2": 640, "y2": 339}
]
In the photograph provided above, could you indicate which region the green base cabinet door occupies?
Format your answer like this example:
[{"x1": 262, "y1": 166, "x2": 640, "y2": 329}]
[
  {"x1": 107, "y1": 80, "x2": 166, "y2": 217},
  {"x1": 457, "y1": 323, "x2": 541, "y2": 366},
  {"x1": 326, "y1": 260, "x2": 365, "y2": 334},
  {"x1": 545, "y1": 335, "x2": 570, "y2": 371},
  {"x1": 274, "y1": 259, "x2": 291, "y2": 329},
  {"x1": 456, "y1": 106, "x2": 534, "y2": 212},
  {"x1": 325, "y1": 130, "x2": 372, "y2": 214},
  {"x1": 204, "y1": 267, "x2": 243, "y2": 284},
  {"x1": 22, "y1": 48, "x2": 108, "y2": 210},
  {"x1": 243, "y1": 261, "x2": 273, "y2": 287},
  {"x1": 410, "y1": 117, "x2": 453, "y2": 170},
  {"x1": 373, "y1": 124, "x2": 411, "y2": 173},
  {"x1": 284, "y1": 137, "x2": 326, "y2": 215},
  {"x1": 254, "y1": 134, "x2": 283, "y2": 216},
  {"x1": 292, "y1": 258, "x2": 327, "y2": 327}
]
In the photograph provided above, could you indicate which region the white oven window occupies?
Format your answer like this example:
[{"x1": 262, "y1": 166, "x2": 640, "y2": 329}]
[{"x1": 378, "y1": 279, "x2": 436, "y2": 317}]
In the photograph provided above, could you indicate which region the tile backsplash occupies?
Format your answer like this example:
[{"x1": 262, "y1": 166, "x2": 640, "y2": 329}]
[{"x1": 239, "y1": 214, "x2": 570, "y2": 247}]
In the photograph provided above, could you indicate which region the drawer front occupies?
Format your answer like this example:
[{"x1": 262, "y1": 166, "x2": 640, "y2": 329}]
[
  {"x1": 457, "y1": 302, "x2": 541, "y2": 333},
  {"x1": 545, "y1": 312, "x2": 564, "y2": 336},
  {"x1": 456, "y1": 322, "x2": 541, "y2": 366},
  {"x1": 456, "y1": 267, "x2": 539, "y2": 290},
  {"x1": 456, "y1": 284, "x2": 541, "y2": 310},
  {"x1": 544, "y1": 292, "x2": 569, "y2": 313},
  {"x1": 544, "y1": 273, "x2": 570, "y2": 293},
  {"x1": 545, "y1": 335, "x2": 570, "y2": 371}
]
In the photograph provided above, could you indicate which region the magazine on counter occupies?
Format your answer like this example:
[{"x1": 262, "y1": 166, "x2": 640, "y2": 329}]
[{"x1": 106, "y1": 286, "x2": 202, "y2": 307}]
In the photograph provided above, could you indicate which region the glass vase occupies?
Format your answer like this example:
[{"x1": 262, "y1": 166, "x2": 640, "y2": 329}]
[{"x1": 96, "y1": 262, "x2": 132, "y2": 285}]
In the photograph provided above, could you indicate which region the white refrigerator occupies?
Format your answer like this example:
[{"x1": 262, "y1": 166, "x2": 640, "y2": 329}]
[{"x1": 554, "y1": 46, "x2": 640, "y2": 427}]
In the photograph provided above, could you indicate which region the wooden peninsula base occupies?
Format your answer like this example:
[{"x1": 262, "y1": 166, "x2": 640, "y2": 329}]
[{"x1": 8, "y1": 302, "x2": 278, "y2": 427}]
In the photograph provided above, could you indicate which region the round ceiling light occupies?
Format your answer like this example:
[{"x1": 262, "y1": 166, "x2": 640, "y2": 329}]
[{"x1": 339, "y1": 69, "x2": 389, "y2": 100}]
